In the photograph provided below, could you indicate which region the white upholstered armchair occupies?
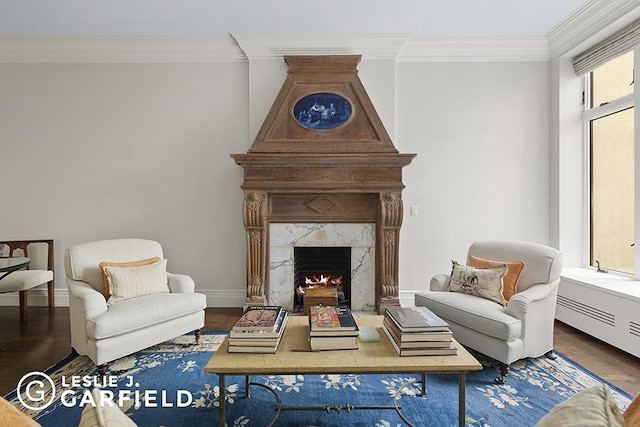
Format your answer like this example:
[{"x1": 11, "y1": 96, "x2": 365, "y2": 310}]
[
  {"x1": 64, "y1": 238, "x2": 206, "y2": 374},
  {"x1": 415, "y1": 240, "x2": 563, "y2": 383}
]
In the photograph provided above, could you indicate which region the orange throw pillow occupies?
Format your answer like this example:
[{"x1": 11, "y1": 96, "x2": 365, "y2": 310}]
[
  {"x1": 98, "y1": 257, "x2": 161, "y2": 300},
  {"x1": 625, "y1": 393, "x2": 640, "y2": 427},
  {"x1": 467, "y1": 254, "x2": 524, "y2": 301},
  {"x1": 0, "y1": 396, "x2": 40, "y2": 427}
]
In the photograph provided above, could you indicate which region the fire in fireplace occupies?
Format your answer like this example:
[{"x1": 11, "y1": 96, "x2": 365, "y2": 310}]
[{"x1": 293, "y1": 246, "x2": 351, "y2": 310}]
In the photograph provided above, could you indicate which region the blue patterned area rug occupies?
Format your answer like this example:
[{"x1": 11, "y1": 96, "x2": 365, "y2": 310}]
[{"x1": 4, "y1": 331, "x2": 632, "y2": 427}]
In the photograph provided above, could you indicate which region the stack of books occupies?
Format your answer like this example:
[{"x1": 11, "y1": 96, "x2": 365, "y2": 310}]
[
  {"x1": 308, "y1": 305, "x2": 359, "y2": 351},
  {"x1": 228, "y1": 305, "x2": 288, "y2": 353},
  {"x1": 382, "y1": 306, "x2": 457, "y2": 356}
]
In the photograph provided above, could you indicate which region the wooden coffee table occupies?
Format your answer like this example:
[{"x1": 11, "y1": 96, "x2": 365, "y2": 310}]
[{"x1": 205, "y1": 315, "x2": 481, "y2": 427}]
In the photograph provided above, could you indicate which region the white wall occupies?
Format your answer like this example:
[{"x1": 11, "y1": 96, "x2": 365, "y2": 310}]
[
  {"x1": 397, "y1": 61, "x2": 551, "y2": 296},
  {"x1": 0, "y1": 61, "x2": 249, "y2": 306},
  {"x1": 0, "y1": 49, "x2": 553, "y2": 307}
]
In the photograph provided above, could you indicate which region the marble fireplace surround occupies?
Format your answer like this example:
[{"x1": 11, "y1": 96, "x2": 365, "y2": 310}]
[
  {"x1": 231, "y1": 55, "x2": 415, "y2": 314},
  {"x1": 269, "y1": 223, "x2": 376, "y2": 312}
]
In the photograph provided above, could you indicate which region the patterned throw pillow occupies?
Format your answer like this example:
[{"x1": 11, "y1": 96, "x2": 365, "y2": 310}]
[
  {"x1": 467, "y1": 254, "x2": 524, "y2": 301},
  {"x1": 103, "y1": 258, "x2": 169, "y2": 304},
  {"x1": 448, "y1": 260, "x2": 507, "y2": 306}
]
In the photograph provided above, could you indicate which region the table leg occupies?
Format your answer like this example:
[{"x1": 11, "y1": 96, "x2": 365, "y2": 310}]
[
  {"x1": 245, "y1": 375, "x2": 251, "y2": 398},
  {"x1": 218, "y1": 374, "x2": 225, "y2": 427},
  {"x1": 421, "y1": 373, "x2": 426, "y2": 398},
  {"x1": 458, "y1": 372, "x2": 466, "y2": 427}
]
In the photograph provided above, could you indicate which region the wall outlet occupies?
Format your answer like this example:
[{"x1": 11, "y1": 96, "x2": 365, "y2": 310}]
[{"x1": 410, "y1": 206, "x2": 418, "y2": 216}]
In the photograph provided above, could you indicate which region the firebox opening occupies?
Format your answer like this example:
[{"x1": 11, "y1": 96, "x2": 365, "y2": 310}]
[{"x1": 294, "y1": 246, "x2": 351, "y2": 312}]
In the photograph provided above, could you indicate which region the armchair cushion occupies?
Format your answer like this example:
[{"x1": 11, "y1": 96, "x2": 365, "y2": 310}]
[
  {"x1": 415, "y1": 291, "x2": 521, "y2": 341},
  {"x1": 467, "y1": 254, "x2": 524, "y2": 301},
  {"x1": 98, "y1": 257, "x2": 161, "y2": 300},
  {"x1": 449, "y1": 261, "x2": 507, "y2": 306},
  {"x1": 87, "y1": 292, "x2": 206, "y2": 340},
  {"x1": 102, "y1": 259, "x2": 169, "y2": 304}
]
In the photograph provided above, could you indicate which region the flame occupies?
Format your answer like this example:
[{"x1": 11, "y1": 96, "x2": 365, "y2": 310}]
[{"x1": 303, "y1": 274, "x2": 343, "y2": 287}]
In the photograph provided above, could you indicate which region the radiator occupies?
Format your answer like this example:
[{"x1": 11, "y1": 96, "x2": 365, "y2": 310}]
[{"x1": 556, "y1": 277, "x2": 640, "y2": 359}]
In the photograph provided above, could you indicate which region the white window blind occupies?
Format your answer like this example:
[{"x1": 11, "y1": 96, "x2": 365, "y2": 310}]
[{"x1": 573, "y1": 17, "x2": 640, "y2": 76}]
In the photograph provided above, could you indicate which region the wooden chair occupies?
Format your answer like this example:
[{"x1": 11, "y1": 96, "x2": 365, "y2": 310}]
[{"x1": 0, "y1": 239, "x2": 54, "y2": 322}]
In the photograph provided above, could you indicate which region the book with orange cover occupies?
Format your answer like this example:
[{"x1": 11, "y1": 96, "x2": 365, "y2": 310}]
[{"x1": 309, "y1": 305, "x2": 357, "y2": 332}]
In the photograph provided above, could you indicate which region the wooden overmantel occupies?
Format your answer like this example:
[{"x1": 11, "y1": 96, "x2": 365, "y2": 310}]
[{"x1": 232, "y1": 55, "x2": 416, "y2": 314}]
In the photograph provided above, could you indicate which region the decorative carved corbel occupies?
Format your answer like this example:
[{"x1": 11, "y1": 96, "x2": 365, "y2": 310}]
[
  {"x1": 381, "y1": 192, "x2": 403, "y2": 228},
  {"x1": 376, "y1": 192, "x2": 403, "y2": 313},
  {"x1": 244, "y1": 191, "x2": 266, "y2": 227},
  {"x1": 243, "y1": 191, "x2": 268, "y2": 305}
]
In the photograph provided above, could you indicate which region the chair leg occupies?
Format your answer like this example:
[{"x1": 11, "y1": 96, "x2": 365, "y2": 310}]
[
  {"x1": 47, "y1": 281, "x2": 55, "y2": 308},
  {"x1": 194, "y1": 329, "x2": 201, "y2": 344},
  {"x1": 495, "y1": 363, "x2": 510, "y2": 384},
  {"x1": 19, "y1": 290, "x2": 27, "y2": 323},
  {"x1": 544, "y1": 350, "x2": 557, "y2": 360},
  {"x1": 97, "y1": 363, "x2": 108, "y2": 377}
]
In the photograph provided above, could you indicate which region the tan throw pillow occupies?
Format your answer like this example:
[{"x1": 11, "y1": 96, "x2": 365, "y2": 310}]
[
  {"x1": 535, "y1": 385, "x2": 625, "y2": 427},
  {"x1": 103, "y1": 258, "x2": 169, "y2": 304},
  {"x1": 98, "y1": 257, "x2": 161, "y2": 300},
  {"x1": 78, "y1": 388, "x2": 137, "y2": 427},
  {"x1": 449, "y1": 260, "x2": 507, "y2": 306},
  {"x1": 467, "y1": 254, "x2": 524, "y2": 301}
]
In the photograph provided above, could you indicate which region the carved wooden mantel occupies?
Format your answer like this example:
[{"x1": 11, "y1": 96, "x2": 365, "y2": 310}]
[{"x1": 232, "y1": 55, "x2": 415, "y2": 314}]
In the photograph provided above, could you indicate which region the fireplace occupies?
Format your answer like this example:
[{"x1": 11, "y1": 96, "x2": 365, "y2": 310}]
[
  {"x1": 231, "y1": 55, "x2": 415, "y2": 314},
  {"x1": 294, "y1": 246, "x2": 351, "y2": 311}
]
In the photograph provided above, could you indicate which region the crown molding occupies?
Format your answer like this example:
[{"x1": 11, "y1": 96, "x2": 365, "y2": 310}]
[
  {"x1": 547, "y1": 0, "x2": 640, "y2": 58},
  {"x1": 0, "y1": 34, "x2": 554, "y2": 64},
  {"x1": 397, "y1": 36, "x2": 549, "y2": 62},
  {"x1": 231, "y1": 32, "x2": 412, "y2": 61},
  {"x1": 0, "y1": 36, "x2": 244, "y2": 63}
]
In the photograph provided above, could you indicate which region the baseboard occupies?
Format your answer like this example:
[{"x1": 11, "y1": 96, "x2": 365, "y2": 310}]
[
  {"x1": 0, "y1": 289, "x2": 415, "y2": 309},
  {"x1": 399, "y1": 290, "x2": 417, "y2": 307},
  {"x1": 0, "y1": 288, "x2": 247, "y2": 308}
]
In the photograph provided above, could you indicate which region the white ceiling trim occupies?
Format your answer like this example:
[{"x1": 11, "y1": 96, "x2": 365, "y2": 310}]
[
  {"x1": 0, "y1": 36, "x2": 244, "y2": 63},
  {"x1": 231, "y1": 32, "x2": 412, "y2": 61},
  {"x1": 547, "y1": 0, "x2": 640, "y2": 58},
  {"x1": 397, "y1": 36, "x2": 549, "y2": 62},
  {"x1": 0, "y1": 33, "x2": 549, "y2": 63}
]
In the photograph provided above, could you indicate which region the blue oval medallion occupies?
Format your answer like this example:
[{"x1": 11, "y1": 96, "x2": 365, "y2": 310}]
[{"x1": 294, "y1": 93, "x2": 351, "y2": 130}]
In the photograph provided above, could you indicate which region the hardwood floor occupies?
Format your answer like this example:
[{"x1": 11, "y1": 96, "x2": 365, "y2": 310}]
[{"x1": 1, "y1": 306, "x2": 639, "y2": 398}]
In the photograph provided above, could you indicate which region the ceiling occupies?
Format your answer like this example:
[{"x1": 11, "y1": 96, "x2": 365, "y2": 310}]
[{"x1": 0, "y1": 0, "x2": 591, "y2": 37}]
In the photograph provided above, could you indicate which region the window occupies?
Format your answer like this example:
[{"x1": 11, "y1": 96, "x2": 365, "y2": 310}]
[{"x1": 585, "y1": 51, "x2": 635, "y2": 274}]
